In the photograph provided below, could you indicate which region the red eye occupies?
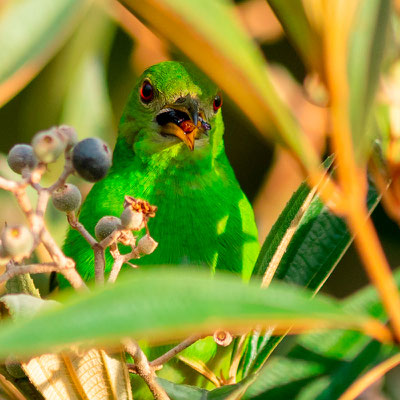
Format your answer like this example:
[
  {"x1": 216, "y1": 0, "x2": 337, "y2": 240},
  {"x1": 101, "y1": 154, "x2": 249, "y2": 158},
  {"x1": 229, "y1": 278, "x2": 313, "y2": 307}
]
[
  {"x1": 140, "y1": 80, "x2": 154, "y2": 103},
  {"x1": 213, "y1": 93, "x2": 222, "y2": 112}
]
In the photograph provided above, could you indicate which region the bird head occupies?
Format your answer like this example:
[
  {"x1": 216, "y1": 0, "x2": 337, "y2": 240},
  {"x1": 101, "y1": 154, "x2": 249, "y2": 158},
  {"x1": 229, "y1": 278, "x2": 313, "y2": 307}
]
[{"x1": 119, "y1": 61, "x2": 223, "y2": 161}]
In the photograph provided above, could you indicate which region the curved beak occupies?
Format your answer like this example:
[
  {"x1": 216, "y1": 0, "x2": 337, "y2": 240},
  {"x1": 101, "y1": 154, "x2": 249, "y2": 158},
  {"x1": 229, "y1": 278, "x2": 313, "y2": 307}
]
[
  {"x1": 157, "y1": 96, "x2": 202, "y2": 151},
  {"x1": 173, "y1": 95, "x2": 199, "y2": 126}
]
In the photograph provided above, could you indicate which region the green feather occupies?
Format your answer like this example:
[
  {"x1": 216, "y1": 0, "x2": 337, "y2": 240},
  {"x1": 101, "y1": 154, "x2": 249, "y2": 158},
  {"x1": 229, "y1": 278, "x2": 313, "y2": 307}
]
[
  {"x1": 60, "y1": 61, "x2": 260, "y2": 385},
  {"x1": 62, "y1": 61, "x2": 259, "y2": 285}
]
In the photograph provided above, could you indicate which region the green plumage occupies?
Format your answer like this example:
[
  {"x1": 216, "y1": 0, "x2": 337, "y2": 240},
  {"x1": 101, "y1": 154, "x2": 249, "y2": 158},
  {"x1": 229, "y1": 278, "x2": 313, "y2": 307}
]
[
  {"x1": 61, "y1": 60, "x2": 260, "y2": 393},
  {"x1": 62, "y1": 61, "x2": 259, "y2": 285}
]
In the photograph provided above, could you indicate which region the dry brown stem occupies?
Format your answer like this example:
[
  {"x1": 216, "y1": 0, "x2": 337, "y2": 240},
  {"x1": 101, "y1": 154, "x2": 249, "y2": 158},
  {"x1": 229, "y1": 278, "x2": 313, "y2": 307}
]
[
  {"x1": 0, "y1": 160, "x2": 89, "y2": 290},
  {"x1": 150, "y1": 334, "x2": 204, "y2": 368},
  {"x1": 124, "y1": 339, "x2": 170, "y2": 400},
  {"x1": 339, "y1": 353, "x2": 400, "y2": 400}
]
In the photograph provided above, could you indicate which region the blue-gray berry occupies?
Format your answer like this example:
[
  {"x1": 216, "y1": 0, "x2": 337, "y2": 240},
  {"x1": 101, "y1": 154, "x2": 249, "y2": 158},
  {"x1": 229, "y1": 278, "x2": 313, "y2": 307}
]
[
  {"x1": 95, "y1": 216, "x2": 121, "y2": 241},
  {"x1": 52, "y1": 184, "x2": 82, "y2": 212},
  {"x1": 7, "y1": 144, "x2": 37, "y2": 174},
  {"x1": 72, "y1": 138, "x2": 112, "y2": 182}
]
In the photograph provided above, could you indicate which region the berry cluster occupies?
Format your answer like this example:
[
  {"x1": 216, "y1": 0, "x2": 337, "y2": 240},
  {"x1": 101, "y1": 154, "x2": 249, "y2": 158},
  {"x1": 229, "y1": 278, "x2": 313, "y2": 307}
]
[{"x1": 0, "y1": 125, "x2": 158, "y2": 288}]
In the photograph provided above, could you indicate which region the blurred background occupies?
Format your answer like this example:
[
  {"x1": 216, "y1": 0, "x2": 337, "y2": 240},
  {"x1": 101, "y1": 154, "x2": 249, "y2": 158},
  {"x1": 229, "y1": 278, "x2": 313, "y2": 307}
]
[{"x1": 0, "y1": 0, "x2": 399, "y2": 299}]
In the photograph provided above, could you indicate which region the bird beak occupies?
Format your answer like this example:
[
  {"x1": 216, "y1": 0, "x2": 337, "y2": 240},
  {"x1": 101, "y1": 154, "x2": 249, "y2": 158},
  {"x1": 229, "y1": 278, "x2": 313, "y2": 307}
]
[{"x1": 156, "y1": 96, "x2": 205, "y2": 151}]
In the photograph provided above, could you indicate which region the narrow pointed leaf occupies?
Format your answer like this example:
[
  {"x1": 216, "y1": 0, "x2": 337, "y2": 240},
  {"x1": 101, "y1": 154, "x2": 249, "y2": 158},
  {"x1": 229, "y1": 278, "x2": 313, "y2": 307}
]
[
  {"x1": 61, "y1": 54, "x2": 114, "y2": 142},
  {"x1": 237, "y1": 269, "x2": 400, "y2": 399},
  {"x1": 0, "y1": 269, "x2": 382, "y2": 359},
  {"x1": 243, "y1": 174, "x2": 379, "y2": 375},
  {"x1": 266, "y1": 0, "x2": 323, "y2": 74},
  {"x1": 158, "y1": 379, "x2": 206, "y2": 400},
  {"x1": 348, "y1": 0, "x2": 391, "y2": 162}
]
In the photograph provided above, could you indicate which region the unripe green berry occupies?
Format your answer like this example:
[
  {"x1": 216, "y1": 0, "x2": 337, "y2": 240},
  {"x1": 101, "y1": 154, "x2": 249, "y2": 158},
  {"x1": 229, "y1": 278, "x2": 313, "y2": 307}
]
[
  {"x1": 51, "y1": 184, "x2": 81, "y2": 212},
  {"x1": 56, "y1": 125, "x2": 78, "y2": 150},
  {"x1": 32, "y1": 129, "x2": 65, "y2": 163},
  {"x1": 137, "y1": 234, "x2": 158, "y2": 255},
  {"x1": 120, "y1": 207, "x2": 144, "y2": 231},
  {"x1": 95, "y1": 216, "x2": 121, "y2": 241},
  {"x1": 7, "y1": 144, "x2": 37, "y2": 174},
  {"x1": 1, "y1": 225, "x2": 34, "y2": 257}
]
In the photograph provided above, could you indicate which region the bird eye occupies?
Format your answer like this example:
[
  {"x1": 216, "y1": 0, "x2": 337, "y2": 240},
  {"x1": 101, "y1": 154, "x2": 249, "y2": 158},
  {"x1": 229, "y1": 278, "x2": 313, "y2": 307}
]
[
  {"x1": 140, "y1": 80, "x2": 154, "y2": 104},
  {"x1": 213, "y1": 93, "x2": 222, "y2": 112}
]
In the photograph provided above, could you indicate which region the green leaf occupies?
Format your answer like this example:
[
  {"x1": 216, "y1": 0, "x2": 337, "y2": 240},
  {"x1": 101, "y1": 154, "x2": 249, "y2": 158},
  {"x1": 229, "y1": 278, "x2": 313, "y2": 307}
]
[
  {"x1": 5, "y1": 273, "x2": 40, "y2": 298},
  {"x1": 0, "y1": 0, "x2": 90, "y2": 107},
  {"x1": 242, "y1": 357, "x2": 327, "y2": 400},
  {"x1": 296, "y1": 340, "x2": 392, "y2": 400},
  {"x1": 0, "y1": 269, "x2": 377, "y2": 359},
  {"x1": 251, "y1": 181, "x2": 310, "y2": 279},
  {"x1": 158, "y1": 375, "x2": 256, "y2": 400},
  {"x1": 158, "y1": 378, "x2": 206, "y2": 400},
  {"x1": 348, "y1": 0, "x2": 391, "y2": 162},
  {"x1": 266, "y1": 0, "x2": 322, "y2": 74},
  {"x1": 238, "y1": 269, "x2": 400, "y2": 400},
  {"x1": 61, "y1": 54, "x2": 114, "y2": 142},
  {"x1": 0, "y1": 294, "x2": 58, "y2": 322},
  {"x1": 159, "y1": 355, "x2": 328, "y2": 399},
  {"x1": 60, "y1": 4, "x2": 115, "y2": 143},
  {"x1": 243, "y1": 173, "x2": 379, "y2": 376},
  {"x1": 120, "y1": 0, "x2": 320, "y2": 171}
]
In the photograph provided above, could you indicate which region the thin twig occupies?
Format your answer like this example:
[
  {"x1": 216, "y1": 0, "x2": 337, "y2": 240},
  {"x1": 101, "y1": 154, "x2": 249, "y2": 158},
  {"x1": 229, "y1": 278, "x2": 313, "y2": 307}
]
[
  {"x1": 99, "y1": 229, "x2": 122, "y2": 249},
  {"x1": 228, "y1": 334, "x2": 247, "y2": 383},
  {"x1": 38, "y1": 227, "x2": 87, "y2": 290},
  {"x1": 36, "y1": 190, "x2": 50, "y2": 219},
  {"x1": 0, "y1": 166, "x2": 88, "y2": 291},
  {"x1": 124, "y1": 339, "x2": 170, "y2": 400},
  {"x1": 108, "y1": 257, "x2": 124, "y2": 284},
  {"x1": 60, "y1": 268, "x2": 89, "y2": 291},
  {"x1": 93, "y1": 244, "x2": 105, "y2": 285},
  {"x1": 47, "y1": 161, "x2": 74, "y2": 193},
  {"x1": 339, "y1": 353, "x2": 400, "y2": 400},
  {"x1": 0, "y1": 176, "x2": 19, "y2": 191},
  {"x1": 0, "y1": 263, "x2": 60, "y2": 283},
  {"x1": 150, "y1": 334, "x2": 204, "y2": 368},
  {"x1": 108, "y1": 247, "x2": 140, "y2": 284},
  {"x1": 348, "y1": 209, "x2": 400, "y2": 340},
  {"x1": 67, "y1": 212, "x2": 97, "y2": 247}
]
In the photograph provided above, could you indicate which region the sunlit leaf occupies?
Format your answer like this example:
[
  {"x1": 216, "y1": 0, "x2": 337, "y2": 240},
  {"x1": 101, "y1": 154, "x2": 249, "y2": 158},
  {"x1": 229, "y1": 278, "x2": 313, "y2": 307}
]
[
  {"x1": 266, "y1": 0, "x2": 323, "y2": 75},
  {"x1": 348, "y1": 0, "x2": 391, "y2": 162},
  {"x1": 0, "y1": 0, "x2": 90, "y2": 107},
  {"x1": 0, "y1": 269, "x2": 383, "y2": 359},
  {"x1": 238, "y1": 269, "x2": 400, "y2": 399},
  {"x1": 61, "y1": 54, "x2": 114, "y2": 142},
  {"x1": 243, "y1": 172, "x2": 379, "y2": 376},
  {"x1": 119, "y1": 0, "x2": 320, "y2": 172}
]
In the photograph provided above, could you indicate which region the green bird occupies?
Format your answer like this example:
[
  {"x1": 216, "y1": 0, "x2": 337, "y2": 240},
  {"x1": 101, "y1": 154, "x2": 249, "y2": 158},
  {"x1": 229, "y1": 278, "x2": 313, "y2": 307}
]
[
  {"x1": 61, "y1": 61, "x2": 259, "y2": 286},
  {"x1": 60, "y1": 61, "x2": 259, "y2": 390}
]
